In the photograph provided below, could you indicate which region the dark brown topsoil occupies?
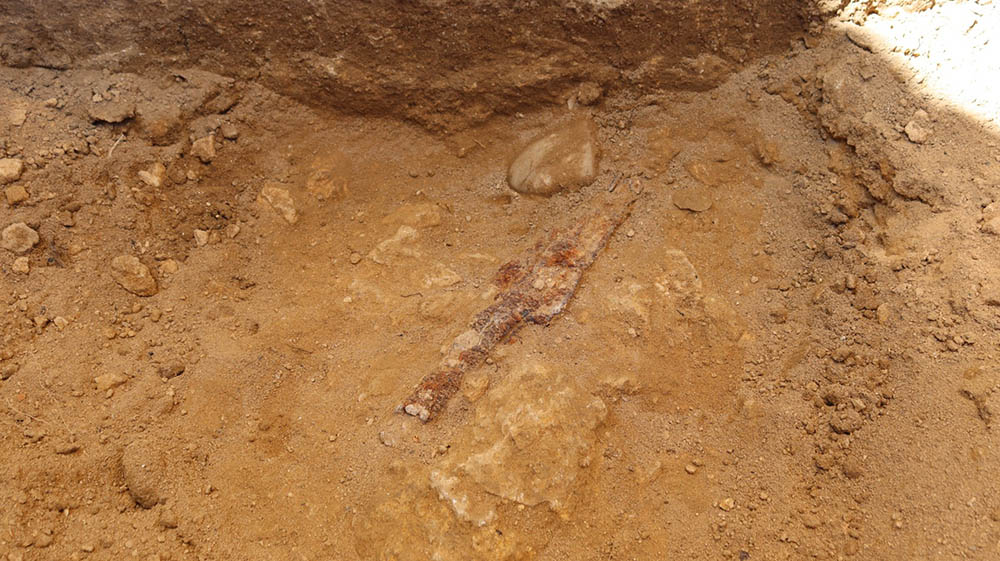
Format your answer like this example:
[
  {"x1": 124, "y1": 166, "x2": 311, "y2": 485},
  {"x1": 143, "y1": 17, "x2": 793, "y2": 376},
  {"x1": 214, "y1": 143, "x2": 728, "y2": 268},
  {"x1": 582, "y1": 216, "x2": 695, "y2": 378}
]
[{"x1": 1, "y1": 0, "x2": 819, "y2": 130}]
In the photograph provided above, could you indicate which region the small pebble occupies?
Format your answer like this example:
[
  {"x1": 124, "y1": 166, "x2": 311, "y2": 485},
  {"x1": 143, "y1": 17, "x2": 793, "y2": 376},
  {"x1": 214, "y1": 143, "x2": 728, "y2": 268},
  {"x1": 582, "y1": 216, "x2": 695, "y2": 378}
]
[
  {"x1": 158, "y1": 259, "x2": 179, "y2": 275},
  {"x1": 5, "y1": 184, "x2": 29, "y2": 205},
  {"x1": 0, "y1": 363, "x2": 19, "y2": 380},
  {"x1": 220, "y1": 122, "x2": 239, "y2": 140},
  {"x1": 828, "y1": 209, "x2": 849, "y2": 225},
  {"x1": 122, "y1": 439, "x2": 167, "y2": 508},
  {"x1": 55, "y1": 443, "x2": 80, "y2": 455},
  {"x1": 0, "y1": 158, "x2": 25, "y2": 185},
  {"x1": 94, "y1": 372, "x2": 128, "y2": 391},
  {"x1": 110, "y1": 255, "x2": 158, "y2": 296},
  {"x1": 157, "y1": 363, "x2": 185, "y2": 379},
  {"x1": 876, "y1": 303, "x2": 890, "y2": 325},
  {"x1": 34, "y1": 533, "x2": 53, "y2": 548},
  {"x1": 904, "y1": 119, "x2": 930, "y2": 144},
  {"x1": 258, "y1": 186, "x2": 298, "y2": 224},
  {"x1": 1, "y1": 222, "x2": 40, "y2": 254},
  {"x1": 190, "y1": 135, "x2": 216, "y2": 163},
  {"x1": 138, "y1": 163, "x2": 167, "y2": 188},
  {"x1": 157, "y1": 509, "x2": 179, "y2": 529}
]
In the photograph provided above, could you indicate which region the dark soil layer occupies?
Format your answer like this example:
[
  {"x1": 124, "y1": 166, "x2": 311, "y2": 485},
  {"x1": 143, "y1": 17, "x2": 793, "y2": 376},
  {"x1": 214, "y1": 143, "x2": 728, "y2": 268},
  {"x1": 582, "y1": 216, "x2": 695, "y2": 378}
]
[{"x1": 0, "y1": 0, "x2": 817, "y2": 130}]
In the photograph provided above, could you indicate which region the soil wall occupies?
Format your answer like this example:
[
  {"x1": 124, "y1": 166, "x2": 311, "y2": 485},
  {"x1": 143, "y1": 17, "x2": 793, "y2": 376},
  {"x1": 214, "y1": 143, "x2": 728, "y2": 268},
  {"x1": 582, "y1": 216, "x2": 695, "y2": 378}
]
[{"x1": 1, "y1": 0, "x2": 816, "y2": 130}]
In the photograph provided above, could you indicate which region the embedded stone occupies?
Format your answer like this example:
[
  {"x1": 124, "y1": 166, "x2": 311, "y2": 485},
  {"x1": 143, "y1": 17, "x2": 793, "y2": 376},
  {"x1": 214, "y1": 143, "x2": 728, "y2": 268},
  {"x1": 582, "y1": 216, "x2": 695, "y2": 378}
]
[{"x1": 507, "y1": 118, "x2": 600, "y2": 196}]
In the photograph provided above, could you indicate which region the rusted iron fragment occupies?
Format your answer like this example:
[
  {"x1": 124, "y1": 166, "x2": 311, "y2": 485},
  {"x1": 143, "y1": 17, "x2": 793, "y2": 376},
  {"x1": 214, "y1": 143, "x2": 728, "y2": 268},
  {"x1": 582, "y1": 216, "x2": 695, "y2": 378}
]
[{"x1": 401, "y1": 196, "x2": 635, "y2": 422}]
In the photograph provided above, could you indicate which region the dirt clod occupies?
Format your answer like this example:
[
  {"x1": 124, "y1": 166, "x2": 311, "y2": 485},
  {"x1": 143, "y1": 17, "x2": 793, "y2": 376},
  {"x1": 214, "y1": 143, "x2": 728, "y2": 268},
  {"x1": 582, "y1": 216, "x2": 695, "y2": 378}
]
[
  {"x1": 94, "y1": 372, "x2": 128, "y2": 391},
  {"x1": 4, "y1": 184, "x2": 28, "y2": 205},
  {"x1": 575, "y1": 82, "x2": 603, "y2": 106},
  {"x1": 220, "y1": 122, "x2": 239, "y2": 140},
  {"x1": 157, "y1": 508, "x2": 179, "y2": 529},
  {"x1": 121, "y1": 439, "x2": 168, "y2": 508},
  {"x1": 258, "y1": 186, "x2": 298, "y2": 224},
  {"x1": 110, "y1": 255, "x2": 158, "y2": 296},
  {"x1": 0, "y1": 158, "x2": 25, "y2": 184},
  {"x1": 158, "y1": 363, "x2": 185, "y2": 379},
  {"x1": 673, "y1": 187, "x2": 713, "y2": 212},
  {"x1": 89, "y1": 100, "x2": 135, "y2": 123},
  {"x1": 138, "y1": 163, "x2": 167, "y2": 188},
  {"x1": 1, "y1": 222, "x2": 39, "y2": 254},
  {"x1": 0, "y1": 363, "x2": 18, "y2": 381},
  {"x1": 961, "y1": 371, "x2": 998, "y2": 426},
  {"x1": 190, "y1": 135, "x2": 216, "y2": 163},
  {"x1": 12, "y1": 256, "x2": 29, "y2": 274},
  {"x1": 54, "y1": 442, "x2": 80, "y2": 455},
  {"x1": 904, "y1": 120, "x2": 931, "y2": 144},
  {"x1": 830, "y1": 409, "x2": 863, "y2": 434}
]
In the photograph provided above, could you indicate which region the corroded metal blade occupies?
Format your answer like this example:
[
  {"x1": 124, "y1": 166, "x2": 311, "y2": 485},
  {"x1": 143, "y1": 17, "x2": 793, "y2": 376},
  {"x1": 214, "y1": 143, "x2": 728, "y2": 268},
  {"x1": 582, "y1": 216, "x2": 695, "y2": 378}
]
[{"x1": 400, "y1": 194, "x2": 636, "y2": 422}]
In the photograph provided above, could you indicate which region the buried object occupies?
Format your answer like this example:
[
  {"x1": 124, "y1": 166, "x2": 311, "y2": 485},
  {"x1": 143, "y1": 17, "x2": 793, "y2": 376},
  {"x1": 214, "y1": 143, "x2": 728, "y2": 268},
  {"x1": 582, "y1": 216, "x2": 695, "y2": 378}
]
[{"x1": 400, "y1": 192, "x2": 637, "y2": 422}]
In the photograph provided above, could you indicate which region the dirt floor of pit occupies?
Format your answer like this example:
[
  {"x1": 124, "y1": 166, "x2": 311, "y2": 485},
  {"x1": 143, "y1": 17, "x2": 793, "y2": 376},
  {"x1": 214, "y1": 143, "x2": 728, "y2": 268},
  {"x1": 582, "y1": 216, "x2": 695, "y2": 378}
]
[{"x1": 5, "y1": 2, "x2": 1000, "y2": 560}]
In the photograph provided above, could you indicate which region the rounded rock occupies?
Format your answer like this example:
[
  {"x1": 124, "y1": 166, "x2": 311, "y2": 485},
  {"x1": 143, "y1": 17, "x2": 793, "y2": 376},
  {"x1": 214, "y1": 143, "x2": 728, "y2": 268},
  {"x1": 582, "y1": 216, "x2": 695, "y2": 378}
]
[{"x1": 507, "y1": 117, "x2": 600, "y2": 196}]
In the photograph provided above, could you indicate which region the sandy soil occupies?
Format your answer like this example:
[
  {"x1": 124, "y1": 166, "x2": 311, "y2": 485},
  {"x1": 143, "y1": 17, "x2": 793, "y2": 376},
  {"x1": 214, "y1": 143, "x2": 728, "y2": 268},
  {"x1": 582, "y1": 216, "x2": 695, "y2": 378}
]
[{"x1": 3, "y1": 1, "x2": 1000, "y2": 560}]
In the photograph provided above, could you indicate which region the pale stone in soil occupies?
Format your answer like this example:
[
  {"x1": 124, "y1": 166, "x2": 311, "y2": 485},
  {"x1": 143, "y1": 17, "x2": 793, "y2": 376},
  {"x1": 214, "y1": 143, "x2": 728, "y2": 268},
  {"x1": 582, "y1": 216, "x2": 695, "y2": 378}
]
[
  {"x1": 1, "y1": 223, "x2": 39, "y2": 254},
  {"x1": 0, "y1": 158, "x2": 25, "y2": 185},
  {"x1": 110, "y1": 255, "x2": 158, "y2": 296}
]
